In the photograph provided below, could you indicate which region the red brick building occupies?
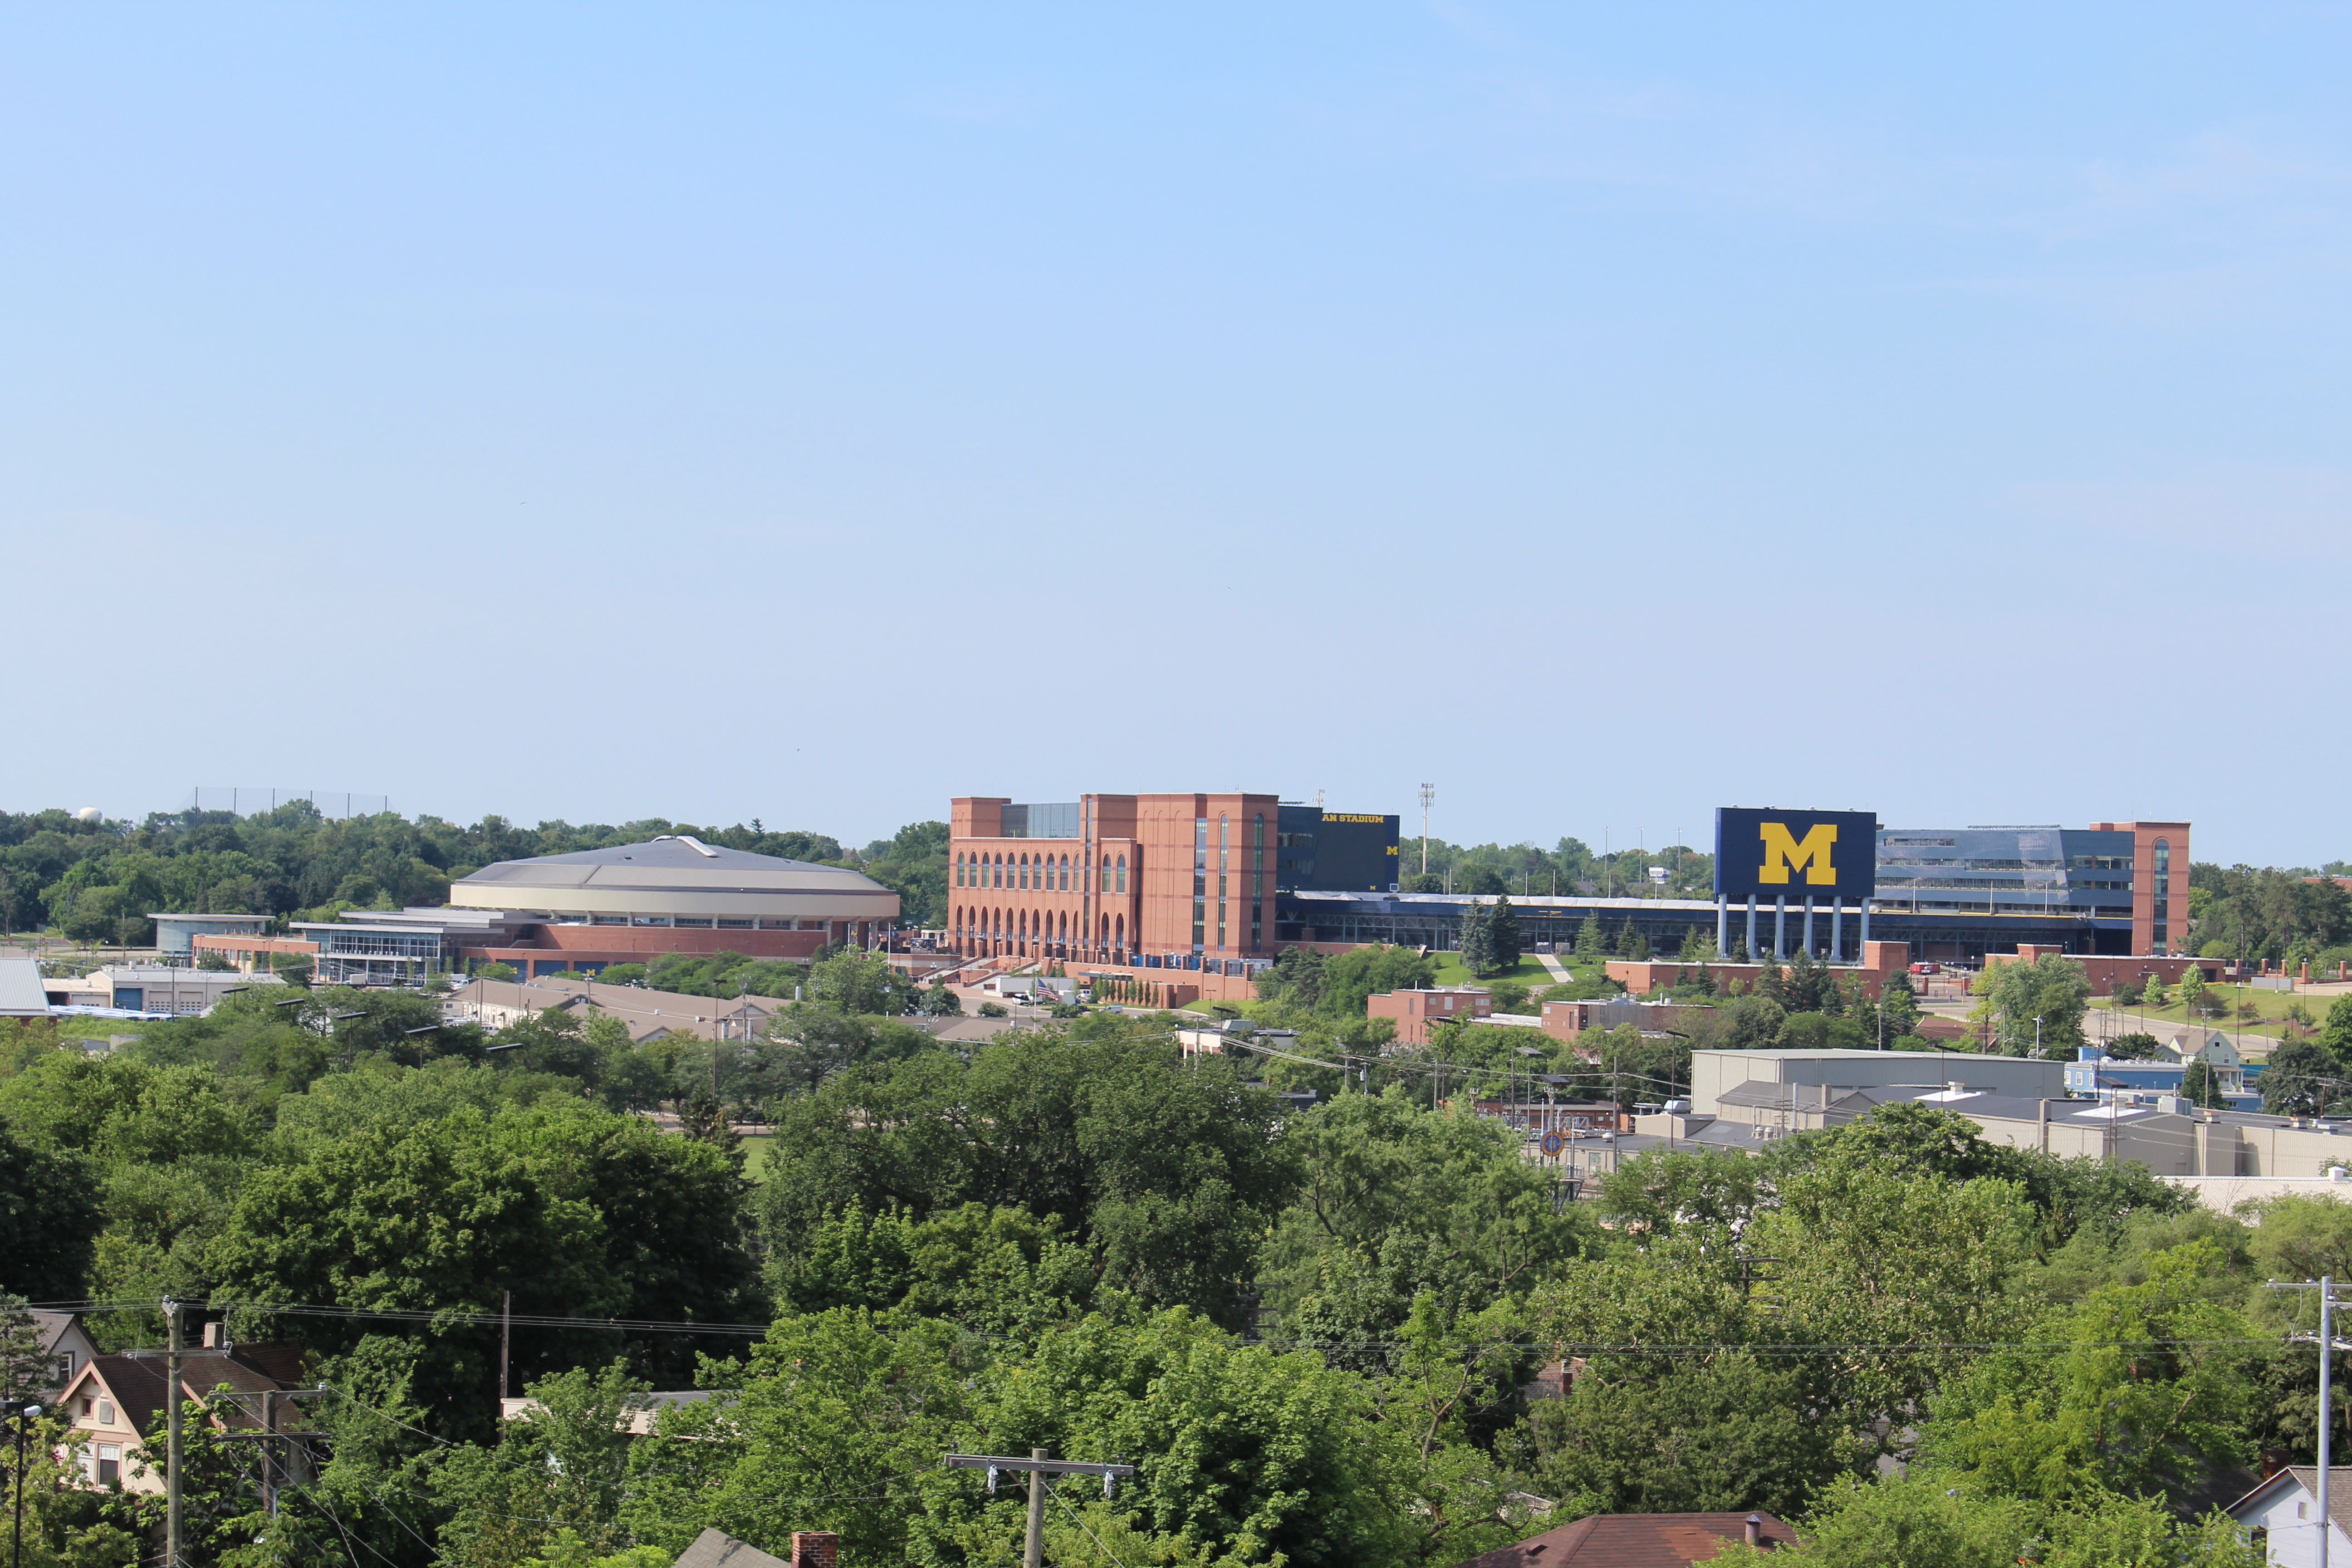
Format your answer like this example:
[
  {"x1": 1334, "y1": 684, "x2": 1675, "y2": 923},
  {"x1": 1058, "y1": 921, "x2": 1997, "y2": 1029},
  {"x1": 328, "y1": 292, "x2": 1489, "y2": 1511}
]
[
  {"x1": 949, "y1": 794, "x2": 1279, "y2": 969},
  {"x1": 1366, "y1": 986, "x2": 1493, "y2": 1044},
  {"x1": 2087, "y1": 820, "x2": 2190, "y2": 957}
]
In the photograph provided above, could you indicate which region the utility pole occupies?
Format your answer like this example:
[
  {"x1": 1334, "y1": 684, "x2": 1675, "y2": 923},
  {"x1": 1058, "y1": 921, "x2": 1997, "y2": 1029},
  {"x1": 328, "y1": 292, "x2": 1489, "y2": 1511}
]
[
  {"x1": 164, "y1": 1298, "x2": 183, "y2": 1568},
  {"x1": 500, "y1": 1290, "x2": 512, "y2": 1410},
  {"x1": 944, "y1": 1450, "x2": 1136, "y2": 1568},
  {"x1": 1024, "y1": 1448, "x2": 1046, "y2": 1568},
  {"x1": 2269, "y1": 1275, "x2": 2344, "y2": 1568},
  {"x1": 1419, "y1": 784, "x2": 1435, "y2": 876}
]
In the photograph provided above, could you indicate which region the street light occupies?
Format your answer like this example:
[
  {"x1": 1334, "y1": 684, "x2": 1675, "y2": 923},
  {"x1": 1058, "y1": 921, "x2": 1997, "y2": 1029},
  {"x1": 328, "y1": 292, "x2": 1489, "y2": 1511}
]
[{"x1": 6, "y1": 1400, "x2": 40, "y2": 1568}]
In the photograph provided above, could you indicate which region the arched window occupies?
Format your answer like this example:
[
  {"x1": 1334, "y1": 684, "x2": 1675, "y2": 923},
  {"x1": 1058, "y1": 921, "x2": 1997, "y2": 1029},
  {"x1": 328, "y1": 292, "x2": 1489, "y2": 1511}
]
[
  {"x1": 954, "y1": 853, "x2": 962, "y2": 887},
  {"x1": 1019, "y1": 854, "x2": 1029, "y2": 891},
  {"x1": 994, "y1": 855, "x2": 1003, "y2": 889},
  {"x1": 1102, "y1": 853, "x2": 1112, "y2": 892},
  {"x1": 1058, "y1": 854, "x2": 1068, "y2": 891},
  {"x1": 1116, "y1": 854, "x2": 1127, "y2": 894}
]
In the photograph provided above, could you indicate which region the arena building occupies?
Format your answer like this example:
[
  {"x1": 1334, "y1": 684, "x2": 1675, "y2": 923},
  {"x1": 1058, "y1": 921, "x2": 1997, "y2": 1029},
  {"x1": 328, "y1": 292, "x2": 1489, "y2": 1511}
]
[{"x1": 443, "y1": 835, "x2": 900, "y2": 976}]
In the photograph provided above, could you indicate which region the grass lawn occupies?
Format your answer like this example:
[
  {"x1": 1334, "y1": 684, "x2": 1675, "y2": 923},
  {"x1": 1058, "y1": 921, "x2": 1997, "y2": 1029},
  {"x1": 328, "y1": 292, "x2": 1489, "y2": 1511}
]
[
  {"x1": 2094, "y1": 983, "x2": 2316, "y2": 1045},
  {"x1": 737, "y1": 1134, "x2": 776, "y2": 1181},
  {"x1": 1428, "y1": 952, "x2": 1563, "y2": 990}
]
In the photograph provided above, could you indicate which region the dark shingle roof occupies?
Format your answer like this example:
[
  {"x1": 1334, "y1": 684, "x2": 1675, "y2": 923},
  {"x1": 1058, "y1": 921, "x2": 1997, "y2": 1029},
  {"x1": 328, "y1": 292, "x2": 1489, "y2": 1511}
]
[
  {"x1": 1451, "y1": 1511, "x2": 1796, "y2": 1567},
  {"x1": 93, "y1": 1345, "x2": 312, "y2": 1437},
  {"x1": 672, "y1": 1529, "x2": 791, "y2": 1568}
]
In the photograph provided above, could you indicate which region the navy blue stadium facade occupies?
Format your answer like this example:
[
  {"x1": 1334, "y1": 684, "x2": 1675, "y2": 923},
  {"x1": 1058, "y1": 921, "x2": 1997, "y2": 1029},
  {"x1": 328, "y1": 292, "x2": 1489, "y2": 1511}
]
[{"x1": 1273, "y1": 891, "x2": 2133, "y2": 966}]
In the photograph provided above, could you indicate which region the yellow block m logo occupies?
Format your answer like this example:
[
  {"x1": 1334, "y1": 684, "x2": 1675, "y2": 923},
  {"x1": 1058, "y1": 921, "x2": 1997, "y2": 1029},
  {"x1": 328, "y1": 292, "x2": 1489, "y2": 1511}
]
[{"x1": 1758, "y1": 822, "x2": 1838, "y2": 886}]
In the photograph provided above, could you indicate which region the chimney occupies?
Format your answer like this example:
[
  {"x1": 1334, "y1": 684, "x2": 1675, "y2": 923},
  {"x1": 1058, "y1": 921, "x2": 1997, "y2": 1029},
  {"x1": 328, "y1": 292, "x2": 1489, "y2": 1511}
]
[
  {"x1": 1745, "y1": 1514, "x2": 1764, "y2": 1547},
  {"x1": 790, "y1": 1532, "x2": 839, "y2": 1568},
  {"x1": 201, "y1": 1322, "x2": 225, "y2": 1349}
]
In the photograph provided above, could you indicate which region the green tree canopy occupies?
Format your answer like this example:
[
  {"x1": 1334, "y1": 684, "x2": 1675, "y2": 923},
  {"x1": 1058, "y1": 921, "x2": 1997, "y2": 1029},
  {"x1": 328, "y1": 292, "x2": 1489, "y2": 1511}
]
[
  {"x1": 753, "y1": 1019, "x2": 1298, "y2": 1328},
  {"x1": 1970, "y1": 953, "x2": 2092, "y2": 1057}
]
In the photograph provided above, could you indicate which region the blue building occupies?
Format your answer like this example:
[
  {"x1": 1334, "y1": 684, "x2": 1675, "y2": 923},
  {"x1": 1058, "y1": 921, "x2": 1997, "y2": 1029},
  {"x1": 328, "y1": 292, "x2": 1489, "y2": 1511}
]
[{"x1": 2067, "y1": 1041, "x2": 2261, "y2": 1112}]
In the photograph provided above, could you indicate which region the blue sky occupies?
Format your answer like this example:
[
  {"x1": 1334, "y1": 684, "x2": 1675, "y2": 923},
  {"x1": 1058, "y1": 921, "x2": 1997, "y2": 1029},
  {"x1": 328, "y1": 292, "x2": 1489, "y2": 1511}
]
[{"x1": 4, "y1": 4, "x2": 2346, "y2": 863}]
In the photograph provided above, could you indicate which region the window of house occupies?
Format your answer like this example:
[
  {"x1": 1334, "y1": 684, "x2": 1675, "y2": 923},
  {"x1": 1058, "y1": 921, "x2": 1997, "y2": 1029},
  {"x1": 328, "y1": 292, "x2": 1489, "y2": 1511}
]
[
  {"x1": 98, "y1": 1400, "x2": 114, "y2": 1426},
  {"x1": 97, "y1": 1445, "x2": 119, "y2": 1485}
]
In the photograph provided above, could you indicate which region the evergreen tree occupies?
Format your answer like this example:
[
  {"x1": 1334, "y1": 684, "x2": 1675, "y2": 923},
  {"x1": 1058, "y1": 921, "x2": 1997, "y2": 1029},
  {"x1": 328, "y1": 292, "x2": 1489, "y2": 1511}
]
[
  {"x1": 1575, "y1": 915, "x2": 1606, "y2": 961},
  {"x1": 1879, "y1": 972, "x2": 1921, "y2": 1038},
  {"x1": 2322, "y1": 995, "x2": 2352, "y2": 1069},
  {"x1": 1620, "y1": 924, "x2": 1651, "y2": 961},
  {"x1": 1781, "y1": 948, "x2": 1829, "y2": 1013},
  {"x1": 1459, "y1": 901, "x2": 1497, "y2": 977},
  {"x1": 2180, "y1": 1059, "x2": 2230, "y2": 1109},
  {"x1": 1490, "y1": 892, "x2": 1522, "y2": 972}
]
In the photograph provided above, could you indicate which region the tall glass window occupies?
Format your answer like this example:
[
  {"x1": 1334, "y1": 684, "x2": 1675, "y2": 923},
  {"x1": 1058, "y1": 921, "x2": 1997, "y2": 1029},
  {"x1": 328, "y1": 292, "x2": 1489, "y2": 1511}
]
[
  {"x1": 1217, "y1": 814, "x2": 1229, "y2": 950},
  {"x1": 2152, "y1": 838, "x2": 2171, "y2": 952},
  {"x1": 1116, "y1": 854, "x2": 1127, "y2": 894},
  {"x1": 1102, "y1": 853, "x2": 1112, "y2": 892},
  {"x1": 1193, "y1": 818, "x2": 1208, "y2": 951}
]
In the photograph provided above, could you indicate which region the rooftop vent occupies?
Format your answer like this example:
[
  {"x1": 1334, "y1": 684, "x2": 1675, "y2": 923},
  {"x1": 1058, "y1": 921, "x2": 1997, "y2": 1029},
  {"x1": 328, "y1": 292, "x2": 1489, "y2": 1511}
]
[{"x1": 653, "y1": 835, "x2": 721, "y2": 858}]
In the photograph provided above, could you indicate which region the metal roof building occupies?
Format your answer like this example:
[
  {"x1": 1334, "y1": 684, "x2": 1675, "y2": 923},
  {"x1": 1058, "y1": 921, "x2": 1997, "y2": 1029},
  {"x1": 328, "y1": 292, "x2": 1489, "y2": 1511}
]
[
  {"x1": 441, "y1": 834, "x2": 900, "y2": 979},
  {"x1": 0, "y1": 957, "x2": 49, "y2": 1016}
]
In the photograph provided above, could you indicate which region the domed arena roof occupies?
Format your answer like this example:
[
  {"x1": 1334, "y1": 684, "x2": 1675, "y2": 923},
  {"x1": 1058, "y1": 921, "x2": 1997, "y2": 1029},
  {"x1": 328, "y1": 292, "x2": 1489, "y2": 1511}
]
[{"x1": 449, "y1": 835, "x2": 897, "y2": 921}]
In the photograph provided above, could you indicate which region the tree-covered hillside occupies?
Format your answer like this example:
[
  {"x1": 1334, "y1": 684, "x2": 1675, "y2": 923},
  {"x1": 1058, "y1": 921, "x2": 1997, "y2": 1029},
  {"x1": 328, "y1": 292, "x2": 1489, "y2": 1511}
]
[{"x1": 0, "y1": 804, "x2": 951, "y2": 941}]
